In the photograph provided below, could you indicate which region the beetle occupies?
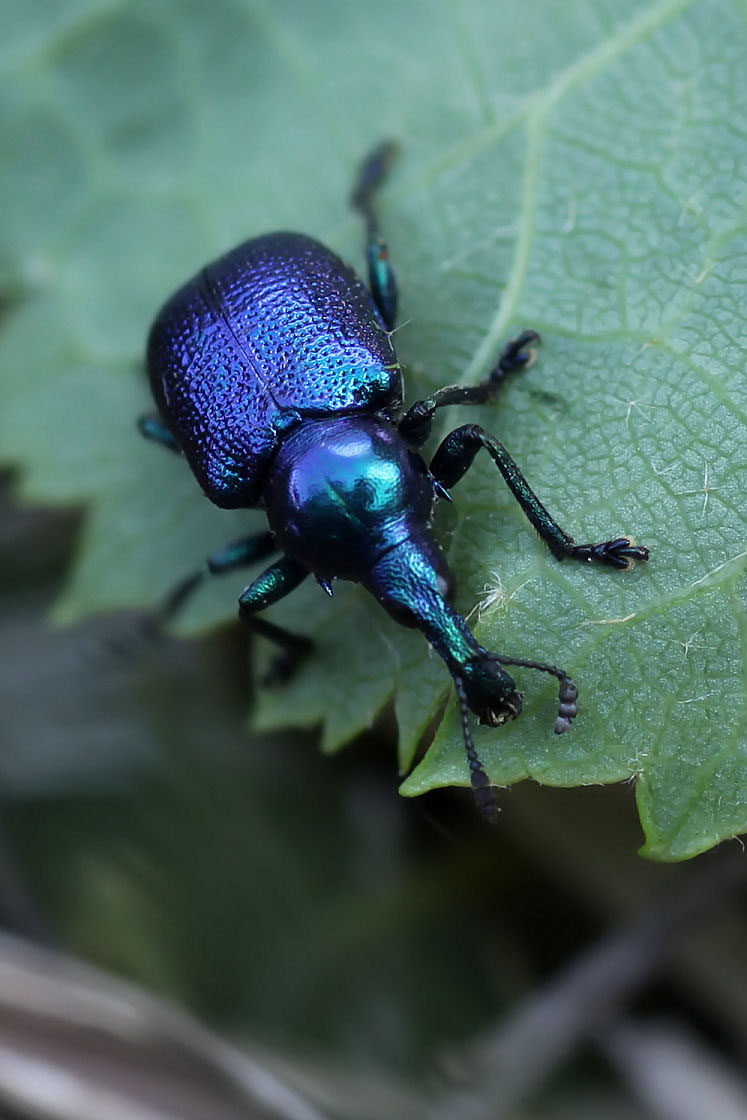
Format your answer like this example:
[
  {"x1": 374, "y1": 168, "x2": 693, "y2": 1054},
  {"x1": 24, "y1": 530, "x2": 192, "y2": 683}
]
[{"x1": 139, "y1": 141, "x2": 649, "y2": 818}]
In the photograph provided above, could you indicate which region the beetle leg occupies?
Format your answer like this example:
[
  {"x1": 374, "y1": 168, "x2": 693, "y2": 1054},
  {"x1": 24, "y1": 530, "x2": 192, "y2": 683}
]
[
  {"x1": 143, "y1": 531, "x2": 279, "y2": 638},
  {"x1": 238, "y1": 555, "x2": 313, "y2": 683},
  {"x1": 350, "y1": 139, "x2": 399, "y2": 331},
  {"x1": 137, "y1": 414, "x2": 181, "y2": 453},
  {"x1": 398, "y1": 330, "x2": 540, "y2": 446},
  {"x1": 430, "y1": 423, "x2": 650, "y2": 569}
]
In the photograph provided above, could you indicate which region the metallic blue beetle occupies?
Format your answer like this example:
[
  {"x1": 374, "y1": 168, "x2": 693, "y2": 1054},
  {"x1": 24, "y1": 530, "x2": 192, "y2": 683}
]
[{"x1": 141, "y1": 142, "x2": 649, "y2": 817}]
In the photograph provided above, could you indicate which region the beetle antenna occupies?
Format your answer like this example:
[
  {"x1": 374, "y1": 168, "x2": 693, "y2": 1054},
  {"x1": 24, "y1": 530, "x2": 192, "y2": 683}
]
[
  {"x1": 454, "y1": 677, "x2": 500, "y2": 823},
  {"x1": 487, "y1": 654, "x2": 578, "y2": 735}
]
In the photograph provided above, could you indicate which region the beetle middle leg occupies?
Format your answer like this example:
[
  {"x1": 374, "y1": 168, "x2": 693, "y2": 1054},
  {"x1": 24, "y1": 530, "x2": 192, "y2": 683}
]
[
  {"x1": 350, "y1": 139, "x2": 399, "y2": 331},
  {"x1": 147, "y1": 530, "x2": 279, "y2": 633},
  {"x1": 138, "y1": 414, "x2": 181, "y2": 453},
  {"x1": 429, "y1": 424, "x2": 649, "y2": 570},
  {"x1": 238, "y1": 555, "x2": 313, "y2": 683},
  {"x1": 398, "y1": 330, "x2": 540, "y2": 446}
]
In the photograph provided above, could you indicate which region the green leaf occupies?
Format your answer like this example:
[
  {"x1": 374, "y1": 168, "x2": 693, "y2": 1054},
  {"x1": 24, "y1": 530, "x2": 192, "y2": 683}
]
[{"x1": 1, "y1": 0, "x2": 744, "y2": 860}]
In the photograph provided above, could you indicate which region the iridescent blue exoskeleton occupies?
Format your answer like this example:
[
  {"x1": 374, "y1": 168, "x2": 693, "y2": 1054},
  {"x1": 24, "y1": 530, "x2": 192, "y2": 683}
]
[{"x1": 140, "y1": 142, "x2": 649, "y2": 819}]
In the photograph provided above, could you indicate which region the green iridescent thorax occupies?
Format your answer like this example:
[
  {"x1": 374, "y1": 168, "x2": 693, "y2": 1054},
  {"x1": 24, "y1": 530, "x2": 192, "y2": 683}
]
[{"x1": 264, "y1": 414, "x2": 436, "y2": 581}]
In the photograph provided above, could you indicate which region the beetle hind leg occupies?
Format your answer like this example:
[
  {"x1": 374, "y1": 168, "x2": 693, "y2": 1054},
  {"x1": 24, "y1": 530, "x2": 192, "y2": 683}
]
[{"x1": 350, "y1": 139, "x2": 399, "y2": 331}]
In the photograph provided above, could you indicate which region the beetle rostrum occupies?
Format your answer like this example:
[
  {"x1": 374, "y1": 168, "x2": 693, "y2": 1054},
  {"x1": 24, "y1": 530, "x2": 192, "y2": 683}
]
[{"x1": 140, "y1": 140, "x2": 649, "y2": 818}]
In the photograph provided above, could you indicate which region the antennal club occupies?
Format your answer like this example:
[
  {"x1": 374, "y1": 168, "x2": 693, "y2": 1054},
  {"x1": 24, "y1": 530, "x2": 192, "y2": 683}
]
[
  {"x1": 554, "y1": 675, "x2": 579, "y2": 735},
  {"x1": 488, "y1": 653, "x2": 579, "y2": 735}
]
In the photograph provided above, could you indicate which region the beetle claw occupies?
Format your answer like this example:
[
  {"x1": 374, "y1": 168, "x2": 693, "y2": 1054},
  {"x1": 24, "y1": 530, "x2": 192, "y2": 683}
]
[
  {"x1": 496, "y1": 329, "x2": 542, "y2": 376},
  {"x1": 571, "y1": 537, "x2": 650, "y2": 569}
]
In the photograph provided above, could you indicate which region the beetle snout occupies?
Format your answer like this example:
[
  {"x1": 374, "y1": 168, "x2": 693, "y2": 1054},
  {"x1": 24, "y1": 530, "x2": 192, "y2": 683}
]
[{"x1": 461, "y1": 655, "x2": 523, "y2": 728}]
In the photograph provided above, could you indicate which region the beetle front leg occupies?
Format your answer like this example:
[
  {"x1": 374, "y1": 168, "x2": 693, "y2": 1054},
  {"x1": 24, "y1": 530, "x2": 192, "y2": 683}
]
[
  {"x1": 238, "y1": 555, "x2": 313, "y2": 683},
  {"x1": 350, "y1": 140, "x2": 399, "y2": 331},
  {"x1": 399, "y1": 330, "x2": 540, "y2": 446},
  {"x1": 430, "y1": 423, "x2": 649, "y2": 569}
]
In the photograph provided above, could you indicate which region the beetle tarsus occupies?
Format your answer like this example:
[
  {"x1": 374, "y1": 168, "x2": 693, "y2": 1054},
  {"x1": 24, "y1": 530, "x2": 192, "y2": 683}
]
[
  {"x1": 569, "y1": 537, "x2": 650, "y2": 569},
  {"x1": 495, "y1": 329, "x2": 542, "y2": 378}
]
